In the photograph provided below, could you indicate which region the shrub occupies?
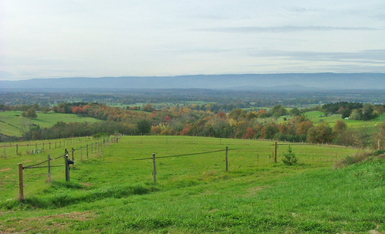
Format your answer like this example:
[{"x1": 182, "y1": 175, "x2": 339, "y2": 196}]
[{"x1": 282, "y1": 145, "x2": 297, "y2": 165}]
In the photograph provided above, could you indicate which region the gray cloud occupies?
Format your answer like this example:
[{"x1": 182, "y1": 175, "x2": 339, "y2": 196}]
[{"x1": 195, "y1": 26, "x2": 377, "y2": 33}]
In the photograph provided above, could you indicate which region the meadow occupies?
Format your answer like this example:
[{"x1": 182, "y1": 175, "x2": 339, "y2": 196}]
[
  {"x1": 1, "y1": 136, "x2": 383, "y2": 233},
  {"x1": 0, "y1": 111, "x2": 101, "y2": 137}
]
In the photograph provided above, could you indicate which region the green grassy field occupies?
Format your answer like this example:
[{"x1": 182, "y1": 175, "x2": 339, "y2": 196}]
[
  {"x1": 0, "y1": 111, "x2": 101, "y2": 137},
  {"x1": 1, "y1": 136, "x2": 383, "y2": 233},
  {"x1": 304, "y1": 111, "x2": 385, "y2": 128}
]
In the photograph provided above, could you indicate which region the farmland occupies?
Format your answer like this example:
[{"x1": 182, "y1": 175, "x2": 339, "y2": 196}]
[
  {"x1": 1, "y1": 136, "x2": 384, "y2": 233},
  {"x1": 0, "y1": 111, "x2": 101, "y2": 137}
]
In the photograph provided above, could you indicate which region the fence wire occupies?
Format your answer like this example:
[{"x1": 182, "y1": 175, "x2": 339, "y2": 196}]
[{"x1": 133, "y1": 148, "x2": 236, "y2": 161}]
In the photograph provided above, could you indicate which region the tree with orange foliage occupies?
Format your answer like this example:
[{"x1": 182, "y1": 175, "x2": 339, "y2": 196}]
[{"x1": 242, "y1": 127, "x2": 256, "y2": 139}]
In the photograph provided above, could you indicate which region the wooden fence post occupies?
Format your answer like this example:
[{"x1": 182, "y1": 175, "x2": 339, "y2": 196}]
[
  {"x1": 65, "y1": 155, "x2": 70, "y2": 182},
  {"x1": 80, "y1": 146, "x2": 83, "y2": 162},
  {"x1": 3, "y1": 144, "x2": 6, "y2": 158},
  {"x1": 226, "y1": 145, "x2": 229, "y2": 172},
  {"x1": 152, "y1": 153, "x2": 156, "y2": 184},
  {"x1": 71, "y1": 148, "x2": 75, "y2": 167},
  {"x1": 86, "y1": 143, "x2": 89, "y2": 158},
  {"x1": 16, "y1": 144, "x2": 18, "y2": 155},
  {"x1": 274, "y1": 141, "x2": 277, "y2": 163},
  {"x1": 27, "y1": 144, "x2": 29, "y2": 154},
  {"x1": 47, "y1": 155, "x2": 51, "y2": 182},
  {"x1": 116, "y1": 137, "x2": 119, "y2": 143},
  {"x1": 18, "y1": 163, "x2": 24, "y2": 200}
]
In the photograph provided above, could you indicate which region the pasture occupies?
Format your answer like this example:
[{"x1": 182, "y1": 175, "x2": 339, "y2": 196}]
[
  {"x1": 0, "y1": 111, "x2": 101, "y2": 137},
  {"x1": 1, "y1": 136, "x2": 383, "y2": 233}
]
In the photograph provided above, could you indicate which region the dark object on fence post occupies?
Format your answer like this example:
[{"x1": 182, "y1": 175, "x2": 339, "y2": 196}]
[
  {"x1": 152, "y1": 153, "x2": 156, "y2": 184},
  {"x1": 47, "y1": 155, "x2": 51, "y2": 182},
  {"x1": 71, "y1": 148, "x2": 75, "y2": 167},
  {"x1": 226, "y1": 146, "x2": 229, "y2": 172},
  {"x1": 18, "y1": 163, "x2": 24, "y2": 200},
  {"x1": 65, "y1": 155, "x2": 70, "y2": 182},
  {"x1": 86, "y1": 143, "x2": 89, "y2": 158},
  {"x1": 274, "y1": 141, "x2": 277, "y2": 163},
  {"x1": 16, "y1": 144, "x2": 18, "y2": 155}
]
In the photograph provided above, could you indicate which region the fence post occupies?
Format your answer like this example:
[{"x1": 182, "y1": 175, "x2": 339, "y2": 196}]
[
  {"x1": 71, "y1": 148, "x2": 75, "y2": 167},
  {"x1": 80, "y1": 146, "x2": 83, "y2": 162},
  {"x1": 16, "y1": 144, "x2": 18, "y2": 155},
  {"x1": 27, "y1": 144, "x2": 29, "y2": 154},
  {"x1": 65, "y1": 155, "x2": 70, "y2": 182},
  {"x1": 117, "y1": 137, "x2": 119, "y2": 143},
  {"x1": 47, "y1": 155, "x2": 51, "y2": 182},
  {"x1": 86, "y1": 143, "x2": 89, "y2": 158},
  {"x1": 49, "y1": 142, "x2": 51, "y2": 150},
  {"x1": 274, "y1": 141, "x2": 277, "y2": 163},
  {"x1": 3, "y1": 144, "x2": 6, "y2": 158},
  {"x1": 18, "y1": 163, "x2": 24, "y2": 200},
  {"x1": 152, "y1": 153, "x2": 156, "y2": 184},
  {"x1": 226, "y1": 146, "x2": 229, "y2": 172}
]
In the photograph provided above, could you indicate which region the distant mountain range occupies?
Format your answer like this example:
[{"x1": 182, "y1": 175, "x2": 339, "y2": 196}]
[{"x1": 0, "y1": 73, "x2": 384, "y2": 91}]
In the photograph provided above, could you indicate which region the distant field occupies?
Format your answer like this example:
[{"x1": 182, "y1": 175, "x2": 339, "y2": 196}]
[
  {"x1": 304, "y1": 111, "x2": 385, "y2": 128},
  {"x1": 2, "y1": 136, "x2": 383, "y2": 233},
  {"x1": 0, "y1": 111, "x2": 101, "y2": 137}
]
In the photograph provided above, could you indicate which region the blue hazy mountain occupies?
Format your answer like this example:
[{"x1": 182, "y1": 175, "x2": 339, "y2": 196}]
[{"x1": 0, "y1": 73, "x2": 384, "y2": 91}]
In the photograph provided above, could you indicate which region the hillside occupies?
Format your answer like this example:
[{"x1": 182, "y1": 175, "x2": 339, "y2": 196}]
[
  {"x1": 0, "y1": 111, "x2": 101, "y2": 137},
  {"x1": 1, "y1": 73, "x2": 385, "y2": 91},
  {"x1": 1, "y1": 136, "x2": 383, "y2": 233}
]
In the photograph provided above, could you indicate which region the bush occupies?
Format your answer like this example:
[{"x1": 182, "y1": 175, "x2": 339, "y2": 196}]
[{"x1": 282, "y1": 145, "x2": 297, "y2": 165}]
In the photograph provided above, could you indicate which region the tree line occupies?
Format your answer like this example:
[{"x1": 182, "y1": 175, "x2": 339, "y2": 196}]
[{"x1": 9, "y1": 102, "x2": 383, "y2": 149}]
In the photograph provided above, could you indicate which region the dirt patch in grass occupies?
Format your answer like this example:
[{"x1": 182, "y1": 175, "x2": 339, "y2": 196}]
[{"x1": 0, "y1": 168, "x2": 11, "y2": 172}]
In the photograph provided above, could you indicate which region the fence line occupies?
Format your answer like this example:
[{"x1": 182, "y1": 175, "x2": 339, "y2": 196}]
[{"x1": 133, "y1": 149, "x2": 230, "y2": 161}]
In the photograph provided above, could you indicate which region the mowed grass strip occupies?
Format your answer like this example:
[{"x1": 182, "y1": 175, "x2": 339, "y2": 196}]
[{"x1": 1, "y1": 136, "x2": 383, "y2": 233}]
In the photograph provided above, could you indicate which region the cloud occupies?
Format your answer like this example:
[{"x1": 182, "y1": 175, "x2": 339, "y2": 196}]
[
  {"x1": 195, "y1": 26, "x2": 377, "y2": 33},
  {"x1": 249, "y1": 50, "x2": 385, "y2": 63}
]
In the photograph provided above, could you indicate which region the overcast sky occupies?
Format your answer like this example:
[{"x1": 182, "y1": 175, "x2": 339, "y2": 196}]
[{"x1": 0, "y1": 0, "x2": 384, "y2": 80}]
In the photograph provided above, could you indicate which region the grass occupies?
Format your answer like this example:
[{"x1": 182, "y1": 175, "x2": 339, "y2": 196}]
[
  {"x1": 304, "y1": 111, "x2": 385, "y2": 129},
  {"x1": 2, "y1": 136, "x2": 383, "y2": 233},
  {"x1": 0, "y1": 111, "x2": 101, "y2": 137}
]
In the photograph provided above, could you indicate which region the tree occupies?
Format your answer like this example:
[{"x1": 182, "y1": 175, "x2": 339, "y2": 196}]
[
  {"x1": 136, "y1": 119, "x2": 151, "y2": 135},
  {"x1": 289, "y1": 108, "x2": 300, "y2": 116},
  {"x1": 307, "y1": 122, "x2": 333, "y2": 143},
  {"x1": 143, "y1": 104, "x2": 155, "y2": 112},
  {"x1": 22, "y1": 108, "x2": 37, "y2": 119},
  {"x1": 282, "y1": 145, "x2": 297, "y2": 165},
  {"x1": 242, "y1": 127, "x2": 256, "y2": 139}
]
